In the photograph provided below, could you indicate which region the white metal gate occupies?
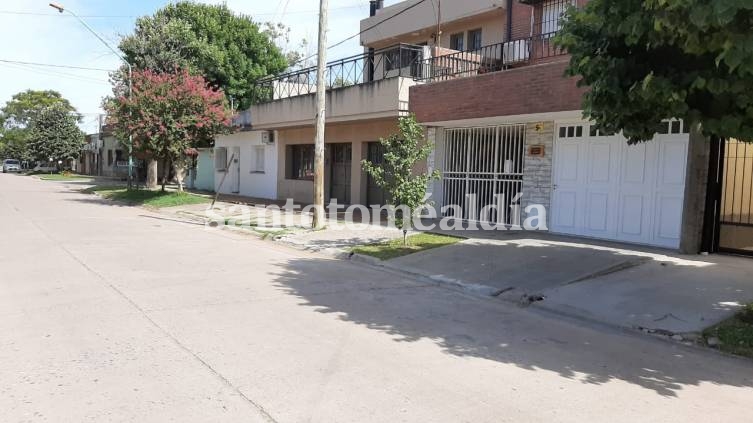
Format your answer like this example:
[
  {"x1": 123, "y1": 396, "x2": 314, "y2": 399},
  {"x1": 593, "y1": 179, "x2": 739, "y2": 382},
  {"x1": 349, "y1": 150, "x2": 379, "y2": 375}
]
[{"x1": 442, "y1": 125, "x2": 526, "y2": 225}]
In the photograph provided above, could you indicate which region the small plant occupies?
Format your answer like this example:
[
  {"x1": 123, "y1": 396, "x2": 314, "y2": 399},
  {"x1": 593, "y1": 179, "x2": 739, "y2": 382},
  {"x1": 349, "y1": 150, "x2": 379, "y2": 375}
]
[{"x1": 361, "y1": 115, "x2": 440, "y2": 244}]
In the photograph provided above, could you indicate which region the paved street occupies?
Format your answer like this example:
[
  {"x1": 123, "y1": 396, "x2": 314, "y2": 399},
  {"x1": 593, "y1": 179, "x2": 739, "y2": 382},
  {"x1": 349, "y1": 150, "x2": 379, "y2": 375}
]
[{"x1": 2, "y1": 173, "x2": 753, "y2": 423}]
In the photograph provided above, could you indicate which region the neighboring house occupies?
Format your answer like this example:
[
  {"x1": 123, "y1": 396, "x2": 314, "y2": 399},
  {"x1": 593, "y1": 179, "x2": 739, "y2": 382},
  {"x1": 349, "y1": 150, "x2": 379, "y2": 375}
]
[
  {"x1": 213, "y1": 114, "x2": 279, "y2": 200},
  {"x1": 191, "y1": 148, "x2": 215, "y2": 192},
  {"x1": 80, "y1": 129, "x2": 130, "y2": 179},
  {"x1": 242, "y1": 0, "x2": 511, "y2": 207},
  {"x1": 403, "y1": 0, "x2": 722, "y2": 252}
]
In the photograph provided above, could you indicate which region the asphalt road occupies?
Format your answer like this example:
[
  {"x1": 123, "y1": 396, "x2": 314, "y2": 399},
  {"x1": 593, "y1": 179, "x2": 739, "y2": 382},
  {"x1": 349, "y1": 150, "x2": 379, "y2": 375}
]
[{"x1": 1, "y1": 173, "x2": 752, "y2": 422}]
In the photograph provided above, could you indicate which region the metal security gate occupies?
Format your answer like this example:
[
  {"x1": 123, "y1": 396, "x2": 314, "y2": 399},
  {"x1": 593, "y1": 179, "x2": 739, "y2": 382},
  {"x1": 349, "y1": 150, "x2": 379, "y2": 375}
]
[
  {"x1": 329, "y1": 143, "x2": 352, "y2": 204},
  {"x1": 719, "y1": 139, "x2": 753, "y2": 255},
  {"x1": 442, "y1": 125, "x2": 525, "y2": 225}
]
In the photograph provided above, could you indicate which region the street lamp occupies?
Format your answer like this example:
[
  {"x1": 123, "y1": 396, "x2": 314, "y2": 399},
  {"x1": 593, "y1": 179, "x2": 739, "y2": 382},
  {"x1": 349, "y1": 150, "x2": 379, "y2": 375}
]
[{"x1": 49, "y1": 2, "x2": 135, "y2": 189}]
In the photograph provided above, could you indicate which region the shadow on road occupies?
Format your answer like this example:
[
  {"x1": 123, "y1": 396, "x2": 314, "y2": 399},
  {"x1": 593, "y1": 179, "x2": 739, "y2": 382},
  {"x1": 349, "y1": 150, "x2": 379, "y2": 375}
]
[{"x1": 271, "y1": 256, "x2": 753, "y2": 398}]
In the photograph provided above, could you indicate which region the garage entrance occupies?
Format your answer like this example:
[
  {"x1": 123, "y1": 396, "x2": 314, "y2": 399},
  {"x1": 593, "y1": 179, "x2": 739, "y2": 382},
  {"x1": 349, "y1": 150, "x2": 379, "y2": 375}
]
[{"x1": 551, "y1": 121, "x2": 690, "y2": 249}]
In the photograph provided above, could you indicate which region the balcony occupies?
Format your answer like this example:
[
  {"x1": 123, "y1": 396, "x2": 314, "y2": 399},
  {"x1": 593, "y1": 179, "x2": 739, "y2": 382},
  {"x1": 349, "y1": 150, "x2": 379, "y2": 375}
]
[
  {"x1": 415, "y1": 32, "x2": 566, "y2": 83},
  {"x1": 409, "y1": 33, "x2": 583, "y2": 123},
  {"x1": 250, "y1": 44, "x2": 425, "y2": 129},
  {"x1": 359, "y1": 0, "x2": 505, "y2": 47}
]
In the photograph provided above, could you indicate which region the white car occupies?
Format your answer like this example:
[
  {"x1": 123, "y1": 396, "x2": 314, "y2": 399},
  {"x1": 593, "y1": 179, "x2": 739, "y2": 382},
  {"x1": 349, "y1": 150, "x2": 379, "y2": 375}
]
[{"x1": 2, "y1": 159, "x2": 21, "y2": 173}]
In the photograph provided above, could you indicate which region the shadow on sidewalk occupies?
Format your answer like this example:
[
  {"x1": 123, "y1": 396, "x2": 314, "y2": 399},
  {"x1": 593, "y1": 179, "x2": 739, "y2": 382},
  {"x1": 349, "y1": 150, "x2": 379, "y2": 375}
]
[{"x1": 270, "y1": 256, "x2": 753, "y2": 398}]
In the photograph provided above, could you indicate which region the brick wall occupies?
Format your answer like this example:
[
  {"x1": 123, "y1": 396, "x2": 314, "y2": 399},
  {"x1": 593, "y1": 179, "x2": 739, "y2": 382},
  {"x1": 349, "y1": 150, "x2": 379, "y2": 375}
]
[
  {"x1": 510, "y1": 1, "x2": 533, "y2": 39},
  {"x1": 521, "y1": 121, "x2": 554, "y2": 226},
  {"x1": 410, "y1": 60, "x2": 585, "y2": 123}
]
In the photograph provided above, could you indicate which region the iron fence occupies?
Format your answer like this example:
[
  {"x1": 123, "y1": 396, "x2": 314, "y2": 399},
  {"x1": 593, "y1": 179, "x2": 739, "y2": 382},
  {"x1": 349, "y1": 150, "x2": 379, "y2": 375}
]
[
  {"x1": 254, "y1": 44, "x2": 426, "y2": 103},
  {"x1": 415, "y1": 33, "x2": 566, "y2": 83}
]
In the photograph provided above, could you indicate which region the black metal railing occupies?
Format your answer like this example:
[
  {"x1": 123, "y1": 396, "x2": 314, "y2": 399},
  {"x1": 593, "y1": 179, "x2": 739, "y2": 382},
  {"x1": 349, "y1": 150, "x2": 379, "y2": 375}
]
[
  {"x1": 415, "y1": 33, "x2": 566, "y2": 83},
  {"x1": 254, "y1": 43, "x2": 426, "y2": 103}
]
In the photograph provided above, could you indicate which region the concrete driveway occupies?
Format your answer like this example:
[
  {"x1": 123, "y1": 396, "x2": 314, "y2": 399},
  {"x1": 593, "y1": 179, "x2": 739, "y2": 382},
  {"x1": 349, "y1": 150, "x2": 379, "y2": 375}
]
[
  {"x1": 2, "y1": 174, "x2": 753, "y2": 422},
  {"x1": 388, "y1": 232, "x2": 753, "y2": 334}
]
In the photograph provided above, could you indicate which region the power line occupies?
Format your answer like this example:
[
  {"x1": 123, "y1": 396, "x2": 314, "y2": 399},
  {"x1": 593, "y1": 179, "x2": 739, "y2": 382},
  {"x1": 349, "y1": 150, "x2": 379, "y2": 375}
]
[
  {"x1": 0, "y1": 5, "x2": 364, "y2": 19},
  {"x1": 290, "y1": 0, "x2": 430, "y2": 68},
  {"x1": 0, "y1": 62, "x2": 110, "y2": 86},
  {"x1": 330, "y1": 0, "x2": 430, "y2": 49},
  {"x1": 0, "y1": 59, "x2": 114, "y2": 72}
]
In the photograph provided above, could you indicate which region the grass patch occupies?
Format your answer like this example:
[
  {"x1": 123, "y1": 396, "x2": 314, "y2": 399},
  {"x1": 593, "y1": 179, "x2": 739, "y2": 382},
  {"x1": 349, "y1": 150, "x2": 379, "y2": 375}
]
[
  {"x1": 84, "y1": 186, "x2": 209, "y2": 208},
  {"x1": 352, "y1": 232, "x2": 463, "y2": 261},
  {"x1": 37, "y1": 173, "x2": 92, "y2": 181},
  {"x1": 703, "y1": 303, "x2": 753, "y2": 358}
]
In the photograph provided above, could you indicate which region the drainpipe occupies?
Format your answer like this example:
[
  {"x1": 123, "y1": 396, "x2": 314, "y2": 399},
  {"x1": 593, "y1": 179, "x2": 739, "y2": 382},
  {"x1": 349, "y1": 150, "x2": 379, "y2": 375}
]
[
  {"x1": 367, "y1": 0, "x2": 383, "y2": 82},
  {"x1": 506, "y1": 0, "x2": 514, "y2": 42}
]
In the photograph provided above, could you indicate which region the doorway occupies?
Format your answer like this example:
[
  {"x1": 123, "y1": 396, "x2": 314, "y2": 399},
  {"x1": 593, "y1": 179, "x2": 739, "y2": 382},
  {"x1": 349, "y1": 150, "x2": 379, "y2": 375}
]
[
  {"x1": 719, "y1": 140, "x2": 753, "y2": 254},
  {"x1": 366, "y1": 142, "x2": 387, "y2": 206},
  {"x1": 329, "y1": 143, "x2": 352, "y2": 204}
]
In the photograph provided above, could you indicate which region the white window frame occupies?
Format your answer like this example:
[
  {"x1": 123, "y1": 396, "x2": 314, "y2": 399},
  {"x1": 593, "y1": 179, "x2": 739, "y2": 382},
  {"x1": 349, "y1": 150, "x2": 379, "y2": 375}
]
[
  {"x1": 250, "y1": 145, "x2": 265, "y2": 174},
  {"x1": 541, "y1": 0, "x2": 574, "y2": 36},
  {"x1": 214, "y1": 147, "x2": 228, "y2": 172}
]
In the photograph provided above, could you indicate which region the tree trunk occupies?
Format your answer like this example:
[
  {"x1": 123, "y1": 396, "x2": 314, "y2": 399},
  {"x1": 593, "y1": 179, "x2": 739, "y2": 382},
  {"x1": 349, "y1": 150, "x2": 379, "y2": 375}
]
[
  {"x1": 174, "y1": 161, "x2": 185, "y2": 193},
  {"x1": 146, "y1": 158, "x2": 158, "y2": 189},
  {"x1": 161, "y1": 158, "x2": 169, "y2": 192}
]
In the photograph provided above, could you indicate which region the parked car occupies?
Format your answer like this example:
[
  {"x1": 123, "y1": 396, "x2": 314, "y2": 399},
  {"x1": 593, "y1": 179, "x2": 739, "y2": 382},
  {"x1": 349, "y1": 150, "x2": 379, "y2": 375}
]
[{"x1": 2, "y1": 159, "x2": 21, "y2": 173}]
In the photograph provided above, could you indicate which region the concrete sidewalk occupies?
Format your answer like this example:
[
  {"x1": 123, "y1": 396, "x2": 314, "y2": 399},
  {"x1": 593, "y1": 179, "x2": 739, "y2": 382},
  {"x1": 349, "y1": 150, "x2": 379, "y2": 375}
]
[
  {"x1": 383, "y1": 232, "x2": 753, "y2": 335},
  {"x1": 67, "y1": 178, "x2": 753, "y2": 337}
]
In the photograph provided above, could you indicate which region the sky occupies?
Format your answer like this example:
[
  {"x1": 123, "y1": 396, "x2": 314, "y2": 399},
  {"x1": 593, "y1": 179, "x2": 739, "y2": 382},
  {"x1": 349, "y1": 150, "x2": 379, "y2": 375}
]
[{"x1": 0, "y1": 0, "x2": 402, "y2": 133}]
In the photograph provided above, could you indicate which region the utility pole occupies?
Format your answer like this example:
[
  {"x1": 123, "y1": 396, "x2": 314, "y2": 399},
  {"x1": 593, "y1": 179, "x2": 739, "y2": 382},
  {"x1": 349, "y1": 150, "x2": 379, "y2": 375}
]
[{"x1": 312, "y1": 0, "x2": 329, "y2": 229}]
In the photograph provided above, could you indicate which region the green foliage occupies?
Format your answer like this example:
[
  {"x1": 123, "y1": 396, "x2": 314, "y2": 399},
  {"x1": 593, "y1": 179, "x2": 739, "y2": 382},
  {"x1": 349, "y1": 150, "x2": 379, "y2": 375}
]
[
  {"x1": 104, "y1": 68, "x2": 232, "y2": 191},
  {"x1": 1, "y1": 89, "x2": 78, "y2": 128},
  {"x1": 352, "y1": 233, "x2": 462, "y2": 261},
  {"x1": 0, "y1": 128, "x2": 33, "y2": 161},
  {"x1": 0, "y1": 90, "x2": 79, "y2": 160},
  {"x1": 556, "y1": 0, "x2": 753, "y2": 143},
  {"x1": 119, "y1": 2, "x2": 288, "y2": 109},
  {"x1": 85, "y1": 185, "x2": 209, "y2": 208},
  {"x1": 26, "y1": 104, "x2": 84, "y2": 164},
  {"x1": 362, "y1": 115, "x2": 441, "y2": 228}
]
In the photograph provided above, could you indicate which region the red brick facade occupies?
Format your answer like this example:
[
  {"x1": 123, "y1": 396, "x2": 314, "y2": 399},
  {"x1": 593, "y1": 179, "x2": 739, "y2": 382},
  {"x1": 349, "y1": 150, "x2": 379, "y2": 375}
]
[
  {"x1": 410, "y1": 60, "x2": 585, "y2": 123},
  {"x1": 410, "y1": 0, "x2": 590, "y2": 123}
]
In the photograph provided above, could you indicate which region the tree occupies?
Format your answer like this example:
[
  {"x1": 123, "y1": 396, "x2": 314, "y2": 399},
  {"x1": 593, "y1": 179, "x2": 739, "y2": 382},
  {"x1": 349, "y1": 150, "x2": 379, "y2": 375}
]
[
  {"x1": 262, "y1": 22, "x2": 312, "y2": 70},
  {"x1": 119, "y1": 2, "x2": 288, "y2": 110},
  {"x1": 0, "y1": 90, "x2": 79, "y2": 161},
  {"x1": 0, "y1": 129, "x2": 34, "y2": 162},
  {"x1": 362, "y1": 115, "x2": 440, "y2": 242},
  {"x1": 2, "y1": 89, "x2": 78, "y2": 128},
  {"x1": 26, "y1": 104, "x2": 84, "y2": 167},
  {"x1": 556, "y1": 0, "x2": 753, "y2": 144},
  {"x1": 104, "y1": 68, "x2": 233, "y2": 192}
]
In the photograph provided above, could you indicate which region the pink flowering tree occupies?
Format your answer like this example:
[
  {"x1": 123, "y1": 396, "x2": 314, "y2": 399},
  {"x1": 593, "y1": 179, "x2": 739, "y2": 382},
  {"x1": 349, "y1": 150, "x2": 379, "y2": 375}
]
[{"x1": 105, "y1": 68, "x2": 233, "y2": 191}]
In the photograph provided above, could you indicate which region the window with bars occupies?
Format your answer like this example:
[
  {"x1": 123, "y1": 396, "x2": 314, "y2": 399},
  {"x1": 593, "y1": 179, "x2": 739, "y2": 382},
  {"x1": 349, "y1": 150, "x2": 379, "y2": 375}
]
[
  {"x1": 289, "y1": 145, "x2": 314, "y2": 180},
  {"x1": 541, "y1": 0, "x2": 574, "y2": 36}
]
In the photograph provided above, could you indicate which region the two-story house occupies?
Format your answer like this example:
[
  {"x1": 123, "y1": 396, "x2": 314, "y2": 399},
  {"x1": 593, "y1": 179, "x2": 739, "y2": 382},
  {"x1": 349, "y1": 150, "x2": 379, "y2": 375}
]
[
  {"x1": 407, "y1": 0, "x2": 716, "y2": 252},
  {"x1": 214, "y1": 0, "x2": 512, "y2": 206}
]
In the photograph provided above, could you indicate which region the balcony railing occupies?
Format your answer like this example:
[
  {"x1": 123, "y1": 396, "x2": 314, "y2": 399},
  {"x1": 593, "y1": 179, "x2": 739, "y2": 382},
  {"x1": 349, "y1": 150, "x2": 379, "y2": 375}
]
[
  {"x1": 415, "y1": 33, "x2": 566, "y2": 83},
  {"x1": 254, "y1": 43, "x2": 426, "y2": 103}
]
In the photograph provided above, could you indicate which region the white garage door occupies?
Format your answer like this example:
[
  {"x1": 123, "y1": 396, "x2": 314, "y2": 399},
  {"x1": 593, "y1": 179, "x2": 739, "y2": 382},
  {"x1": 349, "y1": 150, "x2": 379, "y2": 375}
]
[{"x1": 551, "y1": 122, "x2": 689, "y2": 249}]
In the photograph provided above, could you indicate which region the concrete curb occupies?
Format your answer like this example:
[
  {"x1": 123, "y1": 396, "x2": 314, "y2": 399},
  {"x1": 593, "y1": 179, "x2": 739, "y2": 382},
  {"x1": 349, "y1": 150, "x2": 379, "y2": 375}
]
[{"x1": 348, "y1": 253, "x2": 504, "y2": 297}]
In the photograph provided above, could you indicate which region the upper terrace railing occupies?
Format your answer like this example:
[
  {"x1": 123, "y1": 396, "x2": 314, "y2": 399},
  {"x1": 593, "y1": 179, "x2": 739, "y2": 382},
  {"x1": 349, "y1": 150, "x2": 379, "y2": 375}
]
[
  {"x1": 254, "y1": 43, "x2": 426, "y2": 103},
  {"x1": 415, "y1": 33, "x2": 566, "y2": 83}
]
